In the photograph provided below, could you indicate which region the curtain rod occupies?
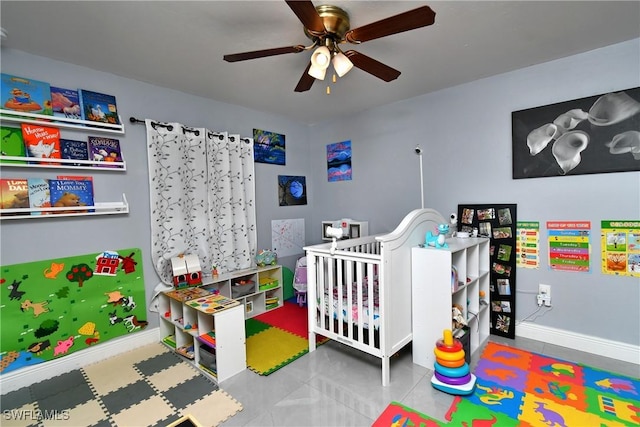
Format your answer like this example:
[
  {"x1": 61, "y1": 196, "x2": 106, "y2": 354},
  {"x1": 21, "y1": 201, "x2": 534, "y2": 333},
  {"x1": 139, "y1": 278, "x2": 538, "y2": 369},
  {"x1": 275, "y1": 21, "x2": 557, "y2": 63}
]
[
  {"x1": 129, "y1": 116, "x2": 172, "y2": 129},
  {"x1": 129, "y1": 116, "x2": 232, "y2": 143},
  {"x1": 129, "y1": 116, "x2": 145, "y2": 124}
]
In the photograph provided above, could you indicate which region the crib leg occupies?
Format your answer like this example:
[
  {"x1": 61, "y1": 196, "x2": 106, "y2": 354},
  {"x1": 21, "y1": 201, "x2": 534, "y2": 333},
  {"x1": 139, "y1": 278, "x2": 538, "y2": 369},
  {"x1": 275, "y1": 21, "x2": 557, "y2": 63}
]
[
  {"x1": 382, "y1": 356, "x2": 390, "y2": 387},
  {"x1": 309, "y1": 330, "x2": 317, "y2": 352}
]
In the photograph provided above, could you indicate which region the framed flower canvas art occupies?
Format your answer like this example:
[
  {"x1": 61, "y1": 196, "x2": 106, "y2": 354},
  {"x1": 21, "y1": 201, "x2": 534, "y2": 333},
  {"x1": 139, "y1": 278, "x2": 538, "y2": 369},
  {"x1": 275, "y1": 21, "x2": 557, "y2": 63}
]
[{"x1": 512, "y1": 87, "x2": 639, "y2": 179}]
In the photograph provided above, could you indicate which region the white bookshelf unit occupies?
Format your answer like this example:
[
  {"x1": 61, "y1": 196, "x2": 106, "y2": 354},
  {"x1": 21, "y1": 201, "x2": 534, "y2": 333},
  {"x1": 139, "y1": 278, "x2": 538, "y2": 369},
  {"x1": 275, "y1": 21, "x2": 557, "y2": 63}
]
[
  {"x1": 157, "y1": 264, "x2": 283, "y2": 382},
  {"x1": 158, "y1": 290, "x2": 246, "y2": 383},
  {"x1": 411, "y1": 237, "x2": 490, "y2": 369},
  {"x1": 201, "y1": 265, "x2": 283, "y2": 318}
]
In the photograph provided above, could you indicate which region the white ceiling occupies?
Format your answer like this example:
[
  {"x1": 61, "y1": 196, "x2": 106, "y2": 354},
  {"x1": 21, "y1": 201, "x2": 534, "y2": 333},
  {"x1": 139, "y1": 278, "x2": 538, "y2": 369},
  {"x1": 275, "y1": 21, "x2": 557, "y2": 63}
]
[{"x1": 1, "y1": 1, "x2": 639, "y2": 125}]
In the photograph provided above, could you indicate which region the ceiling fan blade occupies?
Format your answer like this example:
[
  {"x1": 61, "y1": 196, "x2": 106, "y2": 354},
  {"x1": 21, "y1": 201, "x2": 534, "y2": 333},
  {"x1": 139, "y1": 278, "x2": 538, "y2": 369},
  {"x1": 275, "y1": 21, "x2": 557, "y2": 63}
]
[
  {"x1": 345, "y1": 5, "x2": 436, "y2": 43},
  {"x1": 294, "y1": 62, "x2": 316, "y2": 92},
  {"x1": 344, "y1": 51, "x2": 401, "y2": 82},
  {"x1": 285, "y1": 0, "x2": 326, "y2": 35},
  {"x1": 223, "y1": 45, "x2": 305, "y2": 62}
]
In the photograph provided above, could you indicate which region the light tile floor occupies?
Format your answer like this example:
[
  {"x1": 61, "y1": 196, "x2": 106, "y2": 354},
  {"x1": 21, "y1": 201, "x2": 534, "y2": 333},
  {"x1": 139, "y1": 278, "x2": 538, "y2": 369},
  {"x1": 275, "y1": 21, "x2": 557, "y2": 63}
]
[{"x1": 219, "y1": 335, "x2": 639, "y2": 426}]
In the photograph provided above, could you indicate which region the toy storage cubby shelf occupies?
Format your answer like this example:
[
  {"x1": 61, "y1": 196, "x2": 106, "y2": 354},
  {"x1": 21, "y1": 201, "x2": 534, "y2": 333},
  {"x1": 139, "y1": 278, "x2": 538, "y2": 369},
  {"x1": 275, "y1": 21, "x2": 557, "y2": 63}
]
[
  {"x1": 158, "y1": 291, "x2": 246, "y2": 384},
  {"x1": 0, "y1": 110, "x2": 128, "y2": 219},
  {"x1": 201, "y1": 265, "x2": 284, "y2": 319},
  {"x1": 157, "y1": 265, "x2": 282, "y2": 382},
  {"x1": 411, "y1": 237, "x2": 490, "y2": 369}
]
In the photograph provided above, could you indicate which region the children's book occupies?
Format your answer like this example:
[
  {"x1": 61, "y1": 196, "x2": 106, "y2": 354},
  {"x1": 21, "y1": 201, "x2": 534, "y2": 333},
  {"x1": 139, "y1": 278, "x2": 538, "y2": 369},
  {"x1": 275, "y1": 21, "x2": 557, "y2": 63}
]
[
  {"x1": 50, "y1": 87, "x2": 82, "y2": 119},
  {"x1": 27, "y1": 178, "x2": 51, "y2": 216},
  {"x1": 78, "y1": 89, "x2": 120, "y2": 124},
  {"x1": 0, "y1": 178, "x2": 29, "y2": 215},
  {"x1": 48, "y1": 179, "x2": 94, "y2": 214},
  {"x1": 1, "y1": 73, "x2": 53, "y2": 115},
  {"x1": 60, "y1": 139, "x2": 89, "y2": 166},
  {"x1": 0, "y1": 126, "x2": 27, "y2": 164},
  {"x1": 55, "y1": 175, "x2": 94, "y2": 197},
  {"x1": 87, "y1": 136, "x2": 122, "y2": 168},
  {"x1": 56, "y1": 175, "x2": 93, "y2": 182},
  {"x1": 21, "y1": 124, "x2": 61, "y2": 165}
]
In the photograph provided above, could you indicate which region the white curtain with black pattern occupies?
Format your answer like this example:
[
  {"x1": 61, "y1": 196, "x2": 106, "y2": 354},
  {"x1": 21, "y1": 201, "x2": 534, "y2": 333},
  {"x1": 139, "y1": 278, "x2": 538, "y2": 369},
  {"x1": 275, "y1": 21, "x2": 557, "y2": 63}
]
[{"x1": 145, "y1": 120, "x2": 256, "y2": 294}]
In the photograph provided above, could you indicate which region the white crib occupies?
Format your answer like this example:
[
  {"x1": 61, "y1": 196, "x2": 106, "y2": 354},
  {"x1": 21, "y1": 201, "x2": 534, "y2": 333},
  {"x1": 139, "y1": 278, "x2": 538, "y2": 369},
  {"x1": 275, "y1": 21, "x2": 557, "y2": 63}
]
[{"x1": 304, "y1": 208, "x2": 446, "y2": 386}]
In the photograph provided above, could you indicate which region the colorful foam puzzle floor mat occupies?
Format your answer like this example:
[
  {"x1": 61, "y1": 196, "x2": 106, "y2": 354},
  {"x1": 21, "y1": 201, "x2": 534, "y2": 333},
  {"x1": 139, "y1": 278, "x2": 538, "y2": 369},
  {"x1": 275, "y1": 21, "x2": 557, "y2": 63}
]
[
  {"x1": 373, "y1": 342, "x2": 640, "y2": 426},
  {"x1": 244, "y1": 301, "x2": 327, "y2": 376},
  {"x1": 0, "y1": 342, "x2": 243, "y2": 427}
]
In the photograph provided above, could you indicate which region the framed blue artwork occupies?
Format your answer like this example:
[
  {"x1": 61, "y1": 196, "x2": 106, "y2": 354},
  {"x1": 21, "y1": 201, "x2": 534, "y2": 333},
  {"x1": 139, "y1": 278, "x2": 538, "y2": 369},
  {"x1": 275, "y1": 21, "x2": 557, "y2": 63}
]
[
  {"x1": 278, "y1": 175, "x2": 307, "y2": 206},
  {"x1": 327, "y1": 140, "x2": 352, "y2": 182},
  {"x1": 254, "y1": 128, "x2": 285, "y2": 165}
]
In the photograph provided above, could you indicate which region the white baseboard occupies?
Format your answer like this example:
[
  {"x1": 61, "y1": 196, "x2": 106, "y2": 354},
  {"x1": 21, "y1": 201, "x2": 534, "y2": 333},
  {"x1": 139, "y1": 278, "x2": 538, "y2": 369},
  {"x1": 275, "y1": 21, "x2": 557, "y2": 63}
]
[
  {"x1": 0, "y1": 328, "x2": 160, "y2": 394},
  {"x1": 517, "y1": 322, "x2": 640, "y2": 365}
]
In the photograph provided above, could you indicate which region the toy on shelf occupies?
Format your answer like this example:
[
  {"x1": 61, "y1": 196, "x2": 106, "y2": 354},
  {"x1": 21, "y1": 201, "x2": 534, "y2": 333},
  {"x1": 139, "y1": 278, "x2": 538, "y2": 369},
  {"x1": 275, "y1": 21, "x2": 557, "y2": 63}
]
[
  {"x1": 175, "y1": 344, "x2": 194, "y2": 360},
  {"x1": 452, "y1": 304, "x2": 467, "y2": 330},
  {"x1": 170, "y1": 254, "x2": 202, "y2": 289},
  {"x1": 255, "y1": 249, "x2": 277, "y2": 267},
  {"x1": 479, "y1": 290, "x2": 487, "y2": 306},
  {"x1": 425, "y1": 223, "x2": 450, "y2": 248},
  {"x1": 431, "y1": 329, "x2": 476, "y2": 395}
]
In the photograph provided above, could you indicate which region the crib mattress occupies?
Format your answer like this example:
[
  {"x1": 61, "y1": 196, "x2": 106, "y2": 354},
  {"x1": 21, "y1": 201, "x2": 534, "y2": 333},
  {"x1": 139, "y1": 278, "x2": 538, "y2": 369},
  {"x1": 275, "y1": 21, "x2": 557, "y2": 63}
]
[{"x1": 319, "y1": 295, "x2": 380, "y2": 330}]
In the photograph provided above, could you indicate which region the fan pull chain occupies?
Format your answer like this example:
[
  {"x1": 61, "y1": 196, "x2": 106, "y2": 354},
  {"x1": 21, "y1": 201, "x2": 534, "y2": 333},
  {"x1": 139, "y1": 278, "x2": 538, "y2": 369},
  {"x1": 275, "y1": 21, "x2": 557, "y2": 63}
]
[{"x1": 326, "y1": 73, "x2": 337, "y2": 95}]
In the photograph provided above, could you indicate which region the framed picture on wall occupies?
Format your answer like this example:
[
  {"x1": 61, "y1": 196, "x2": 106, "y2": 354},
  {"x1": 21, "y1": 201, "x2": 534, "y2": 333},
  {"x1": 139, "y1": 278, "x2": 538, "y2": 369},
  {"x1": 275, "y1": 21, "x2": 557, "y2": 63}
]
[
  {"x1": 327, "y1": 140, "x2": 352, "y2": 182},
  {"x1": 278, "y1": 175, "x2": 307, "y2": 206},
  {"x1": 512, "y1": 87, "x2": 640, "y2": 179},
  {"x1": 253, "y1": 128, "x2": 285, "y2": 165}
]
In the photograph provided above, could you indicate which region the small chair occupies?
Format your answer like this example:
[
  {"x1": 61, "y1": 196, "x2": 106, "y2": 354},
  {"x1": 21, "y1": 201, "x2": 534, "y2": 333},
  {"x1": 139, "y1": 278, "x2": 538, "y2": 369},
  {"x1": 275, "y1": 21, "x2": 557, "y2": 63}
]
[{"x1": 293, "y1": 256, "x2": 307, "y2": 307}]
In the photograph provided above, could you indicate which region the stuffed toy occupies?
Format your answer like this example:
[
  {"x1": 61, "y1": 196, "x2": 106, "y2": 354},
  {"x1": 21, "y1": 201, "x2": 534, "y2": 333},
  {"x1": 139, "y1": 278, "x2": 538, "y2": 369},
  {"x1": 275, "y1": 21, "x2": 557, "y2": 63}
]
[
  {"x1": 425, "y1": 223, "x2": 450, "y2": 248},
  {"x1": 452, "y1": 303, "x2": 467, "y2": 330}
]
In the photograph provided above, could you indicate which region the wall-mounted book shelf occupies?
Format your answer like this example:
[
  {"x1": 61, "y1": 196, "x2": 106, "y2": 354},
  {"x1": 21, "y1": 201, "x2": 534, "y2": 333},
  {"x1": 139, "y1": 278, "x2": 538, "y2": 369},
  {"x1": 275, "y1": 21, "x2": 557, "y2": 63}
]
[
  {"x1": 0, "y1": 109, "x2": 125, "y2": 135},
  {"x1": 0, "y1": 155, "x2": 126, "y2": 171},
  {"x1": 0, "y1": 193, "x2": 129, "y2": 220}
]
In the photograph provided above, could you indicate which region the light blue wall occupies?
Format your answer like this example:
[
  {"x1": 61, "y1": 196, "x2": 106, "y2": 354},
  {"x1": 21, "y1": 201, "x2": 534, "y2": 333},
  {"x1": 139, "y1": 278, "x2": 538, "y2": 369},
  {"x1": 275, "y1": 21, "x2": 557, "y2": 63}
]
[
  {"x1": 0, "y1": 48, "x2": 312, "y2": 327},
  {"x1": 307, "y1": 39, "x2": 640, "y2": 345},
  {"x1": 1, "y1": 39, "x2": 638, "y2": 345}
]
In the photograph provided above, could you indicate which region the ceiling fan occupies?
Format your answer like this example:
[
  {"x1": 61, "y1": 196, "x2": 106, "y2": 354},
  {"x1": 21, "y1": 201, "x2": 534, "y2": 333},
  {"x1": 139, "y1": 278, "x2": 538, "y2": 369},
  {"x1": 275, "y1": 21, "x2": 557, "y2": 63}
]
[{"x1": 223, "y1": 1, "x2": 436, "y2": 92}]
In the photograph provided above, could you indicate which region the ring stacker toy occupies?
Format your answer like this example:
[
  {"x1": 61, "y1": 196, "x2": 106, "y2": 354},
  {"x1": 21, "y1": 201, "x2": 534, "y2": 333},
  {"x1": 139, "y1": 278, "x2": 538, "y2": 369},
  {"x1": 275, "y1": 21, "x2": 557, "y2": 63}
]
[{"x1": 431, "y1": 329, "x2": 476, "y2": 395}]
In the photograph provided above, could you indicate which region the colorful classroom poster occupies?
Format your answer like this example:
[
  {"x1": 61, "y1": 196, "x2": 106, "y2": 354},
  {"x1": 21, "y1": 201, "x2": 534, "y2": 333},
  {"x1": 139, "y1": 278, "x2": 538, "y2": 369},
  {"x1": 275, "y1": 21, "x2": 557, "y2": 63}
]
[
  {"x1": 516, "y1": 221, "x2": 540, "y2": 269},
  {"x1": 601, "y1": 220, "x2": 640, "y2": 277},
  {"x1": 547, "y1": 221, "x2": 591, "y2": 272}
]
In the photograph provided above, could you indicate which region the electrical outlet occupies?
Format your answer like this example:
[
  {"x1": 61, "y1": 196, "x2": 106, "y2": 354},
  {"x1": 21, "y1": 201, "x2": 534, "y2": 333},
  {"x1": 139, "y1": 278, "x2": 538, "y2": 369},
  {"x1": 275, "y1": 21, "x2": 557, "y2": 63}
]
[{"x1": 539, "y1": 284, "x2": 551, "y2": 297}]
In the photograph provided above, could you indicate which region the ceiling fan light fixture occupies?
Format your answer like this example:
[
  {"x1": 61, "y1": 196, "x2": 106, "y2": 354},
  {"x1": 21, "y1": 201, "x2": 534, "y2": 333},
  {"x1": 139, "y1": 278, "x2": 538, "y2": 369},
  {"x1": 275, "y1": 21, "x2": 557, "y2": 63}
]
[
  {"x1": 308, "y1": 64, "x2": 327, "y2": 80},
  {"x1": 223, "y1": 2, "x2": 436, "y2": 92},
  {"x1": 332, "y1": 51, "x2": 353, "y2": 77},
  {"x1": 310, "y1": 45, "x2": 331, "y2": 69}
]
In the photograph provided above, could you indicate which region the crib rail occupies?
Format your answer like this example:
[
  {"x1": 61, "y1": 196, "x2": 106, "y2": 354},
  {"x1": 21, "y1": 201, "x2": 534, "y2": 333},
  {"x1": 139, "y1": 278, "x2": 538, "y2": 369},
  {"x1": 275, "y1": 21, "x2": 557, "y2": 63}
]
[
  {"x1": 305, "y1": 236, "x2": 384, "y2": 358},
  {"x1": 305, "y1": 234, "x2": 382, "y2": 258}
]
